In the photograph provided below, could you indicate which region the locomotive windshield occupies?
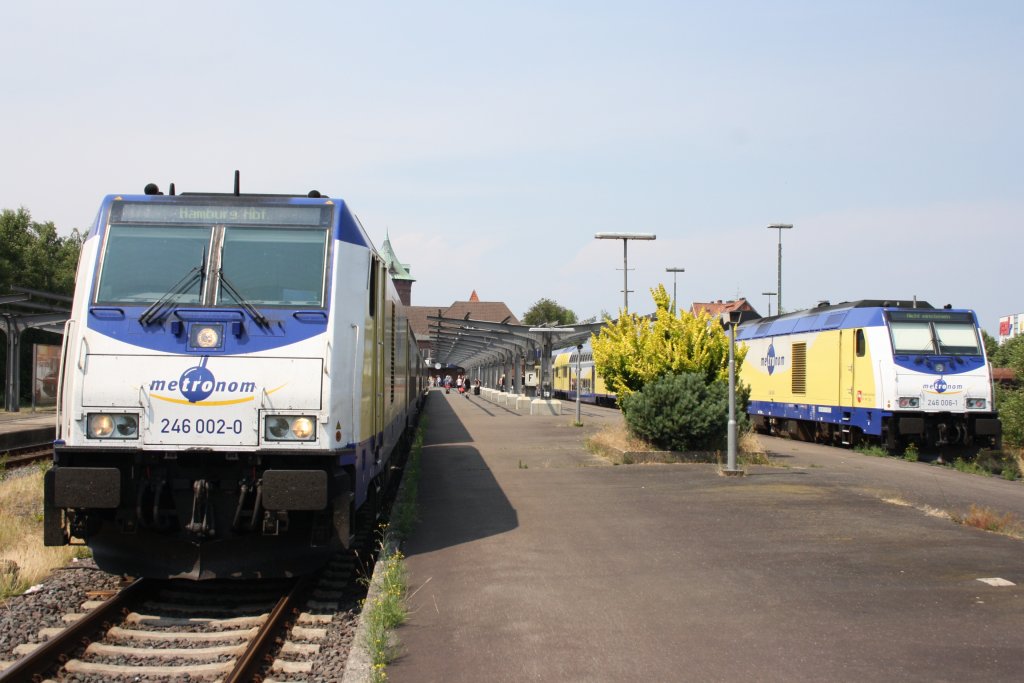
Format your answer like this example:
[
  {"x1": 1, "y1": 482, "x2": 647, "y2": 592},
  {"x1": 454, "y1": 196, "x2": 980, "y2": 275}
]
[
  {"x1": 886, "y1": 311, "x2": 982, "y2": 356},
  {"x1": 218, "y1": 228, "x2": 328, "y2": 306},
  {"x1": 95, "y1": 201, "x2": 331, "y2": 307},
  {"x1": 96, "y1": 226, "x2": 209, "y2": 303}
]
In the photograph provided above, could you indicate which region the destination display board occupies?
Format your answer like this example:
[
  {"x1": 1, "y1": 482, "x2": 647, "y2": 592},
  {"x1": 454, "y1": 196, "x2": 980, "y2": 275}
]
[
  {"x1": 112, "y1": 202, "x2": 330, "y2": 227},
  {"x1": 886, "y1": 310, "x2": 974, "y2": 324}
]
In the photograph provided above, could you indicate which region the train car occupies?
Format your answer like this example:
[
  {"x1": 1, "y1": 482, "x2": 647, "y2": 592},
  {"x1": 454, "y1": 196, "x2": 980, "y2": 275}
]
[
  {"x1": 551, "y1": 339, "x2": 616, "y2": 406},
  {"x1": 737, "y1": 300, "x2": 1001, "y2": 451},
  {"x1": 44, "y1": 180, "x2": 424, "y2": 579}
]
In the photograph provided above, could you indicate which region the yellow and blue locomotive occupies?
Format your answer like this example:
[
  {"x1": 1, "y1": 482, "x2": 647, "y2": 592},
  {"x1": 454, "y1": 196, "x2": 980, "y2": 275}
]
[{"x1": 737, "y1": 300, "x2": 1000, "y2": 451}]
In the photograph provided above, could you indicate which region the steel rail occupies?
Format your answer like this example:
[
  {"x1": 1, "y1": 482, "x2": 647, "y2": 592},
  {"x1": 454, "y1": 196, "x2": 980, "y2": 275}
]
[
  {"x1": 0, "y1": 577, "x2": 148, "y2": 683},
  {"x1": 224, "y1": 574, "x2": 314, "y2": 683}
]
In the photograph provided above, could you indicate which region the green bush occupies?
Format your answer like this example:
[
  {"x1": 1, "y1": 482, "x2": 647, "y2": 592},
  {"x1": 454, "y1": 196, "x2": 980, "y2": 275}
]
[
  {"x1": 620, "y1": 372, "x2": 749, "y2": 451},
  {"x1": 995, "y1": 385, "x2": 1024, "y2": 448}
]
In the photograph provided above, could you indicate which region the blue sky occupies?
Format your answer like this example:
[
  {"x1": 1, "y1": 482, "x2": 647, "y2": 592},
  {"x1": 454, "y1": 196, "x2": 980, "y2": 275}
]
[{"x1": 2, "y1": 1, "x2": 1021, "y2": 333}]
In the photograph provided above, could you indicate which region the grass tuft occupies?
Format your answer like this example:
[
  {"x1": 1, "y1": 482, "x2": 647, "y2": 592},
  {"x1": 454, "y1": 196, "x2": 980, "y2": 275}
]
[
  {"x1": 362, "y1": 415, "x2": 427, "y2": 682},
  {"x1": 951, "y1": 505, "x2": 1024, "y2": 539},
  {"x1": 854, "y1": 443, "x2": 888, "y2": 457},
  {"x1": 0, "y1": 464, "x2": 90, "y2": 598}
]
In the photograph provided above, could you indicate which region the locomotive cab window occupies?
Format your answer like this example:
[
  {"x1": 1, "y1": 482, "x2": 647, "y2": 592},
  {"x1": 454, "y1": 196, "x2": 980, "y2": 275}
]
[
  {"x1": 217, "y1": 228, "x2": 328, "y2": 307},
  {"x1": 933, "y1": 322, "x2": 982, "y2": 355},
  {"x1": 886, "y1": 311, "x2": 981, "y2": 356},
  {"x1": 96, "y1": 226, "x2": 209, "y2": 303},
  {"x1": 855, "y1": 329, "x2": 866, "y2": 357}
]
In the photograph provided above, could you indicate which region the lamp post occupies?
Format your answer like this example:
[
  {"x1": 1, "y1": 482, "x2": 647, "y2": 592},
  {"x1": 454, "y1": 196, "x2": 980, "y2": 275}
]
[
  {"x1": 762, "y1": 291, "x2": 776, "y2": 318},
  {"x1": 767, "y1": 223, "x2": 793, "y2": 314},
  {"x1": 721, "y1": 310, "x2": 743, "y2": 476},
  {"x1": 595, "y1": 232, "x2": 656, "y2": 312},
  {"x1": 665, "y1": 267, "x2": 685, "y2": 314}
]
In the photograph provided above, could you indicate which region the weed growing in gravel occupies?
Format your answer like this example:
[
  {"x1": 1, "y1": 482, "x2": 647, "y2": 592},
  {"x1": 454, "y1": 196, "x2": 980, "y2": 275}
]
[
  {"x1": 391, "y1": 420, "x2": 426, "y2": 541},
  {"x1": 363, "y1": 548, "x2": 409, "y2": 681},
  {"x1": 361, "y1": 415, "x2": 426, "y2": 682},
  {"x1": 903, "y1": 442, "x2": 919, "y2": 462}
]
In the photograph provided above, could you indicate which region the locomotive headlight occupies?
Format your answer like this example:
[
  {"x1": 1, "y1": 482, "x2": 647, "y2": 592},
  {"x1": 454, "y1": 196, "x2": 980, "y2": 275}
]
[
  {"x1": 116, "y1": 414, "x2": 139, "y2": 437},
  {"x1": 190, "y1": 324, "x2": 223, "y2": 350},
  {"x1": 266, "y1": 416, "x2": 291, "y2": 439},
  {"x1": 196, "y1": 326, "x2": 220, "y2": 348},
  {"x1": 292, "y1": 417, "x2": 314, "y2": 440},
  {"x1": 966, "y1": 398, "x2": 987, "y2": 410},
  {"x1": 89, "y1": 414, "x2": 114, "y2": 438},
  {"x1": 898, "y1": 397, "x2": 920, "y2": 409},
  {"x1": 264, "y1": 415, "x2": 317, "y2": 442},
  {"x1": 87, "y1": 413, "x2": 139, "y2": 439}
]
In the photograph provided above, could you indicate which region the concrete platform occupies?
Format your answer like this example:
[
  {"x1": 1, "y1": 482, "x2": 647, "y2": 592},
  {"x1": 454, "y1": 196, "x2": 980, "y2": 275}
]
[
  {"x1": 386, "y1": 389, "x2": 1024, "y2": 682},
  {"x1": 0, "y1": 410, "x2": 56, "y2": 451}
]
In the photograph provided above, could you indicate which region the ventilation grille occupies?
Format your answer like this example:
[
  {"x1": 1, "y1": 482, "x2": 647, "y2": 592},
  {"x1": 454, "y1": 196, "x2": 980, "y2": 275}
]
[{"x1": 791, "y1": 342, "x2": 807, "y2": 394}]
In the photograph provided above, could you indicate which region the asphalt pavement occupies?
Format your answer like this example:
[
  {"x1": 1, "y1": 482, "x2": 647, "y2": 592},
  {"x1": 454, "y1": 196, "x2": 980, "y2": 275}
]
[{"x1": 387, "y1": 390, "x2": 1023, "y2": 682}]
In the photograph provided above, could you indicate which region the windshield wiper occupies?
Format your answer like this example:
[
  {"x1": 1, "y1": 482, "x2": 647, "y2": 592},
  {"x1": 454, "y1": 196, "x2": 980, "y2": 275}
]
[
  {"x1": 217, "y1": 269, "x2": 270, "y2": 328},
  {"x1": 139, "y1": 250, "x2": 206, "y2": 326}
]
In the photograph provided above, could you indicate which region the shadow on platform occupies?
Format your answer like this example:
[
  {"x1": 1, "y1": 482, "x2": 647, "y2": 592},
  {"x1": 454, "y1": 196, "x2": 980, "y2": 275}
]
[{"x1": 406, "y1": 397, "x2": 518, "y2": 555}]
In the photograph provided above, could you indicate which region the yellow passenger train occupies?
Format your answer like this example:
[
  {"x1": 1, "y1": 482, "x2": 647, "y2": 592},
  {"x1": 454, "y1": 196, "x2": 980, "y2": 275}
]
[{"x1": 551, "y1": 340, "x2": 616, "y2": 406}]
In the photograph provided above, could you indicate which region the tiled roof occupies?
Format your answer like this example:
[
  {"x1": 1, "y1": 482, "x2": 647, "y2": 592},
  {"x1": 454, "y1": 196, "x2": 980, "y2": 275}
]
[
  {"x1": 407, "y1": 301, "x2": 520, "y2": 340},
  {"x1": 690, "y1": 298, "x2": 761, "y2": 323}
]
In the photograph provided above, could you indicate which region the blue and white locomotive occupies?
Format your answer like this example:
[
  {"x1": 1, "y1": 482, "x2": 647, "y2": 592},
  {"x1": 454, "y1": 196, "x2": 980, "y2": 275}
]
[
  {"x1": 45, "y1": 180, "x2": 423, "y2": 579},
  {"x1": 737, "y1": 300, "x2": 1001, "y2": 451}
]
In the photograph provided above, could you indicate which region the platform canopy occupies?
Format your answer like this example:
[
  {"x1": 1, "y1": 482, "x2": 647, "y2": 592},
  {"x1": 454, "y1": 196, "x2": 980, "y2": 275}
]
[
  {"x1": 427, "y1": 313, "x2": 606, "y2": 394},
  {"x1": 0, "y1": 286, "x2": 72, "y2": 411}
]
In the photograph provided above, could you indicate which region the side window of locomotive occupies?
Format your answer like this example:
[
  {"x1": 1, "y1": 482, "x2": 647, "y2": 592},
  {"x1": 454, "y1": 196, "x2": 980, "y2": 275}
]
[
  {"x1": 96, "y1": 225, "x2": 210, "y2": 303},
  {"x1": 368, "y1": 258, "x2": 377, "y2": 317},
  {"x1": 855, "y1": 329, "x2": 866, "y2": 357},
  {"x1": 218, "y1": 228, "x2": 328, "y2": 306}
]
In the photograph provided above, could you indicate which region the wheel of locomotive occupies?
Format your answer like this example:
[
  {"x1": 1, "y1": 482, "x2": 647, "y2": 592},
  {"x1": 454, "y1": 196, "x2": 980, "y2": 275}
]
[{"x1": 882, "y1": 423, "x2": 900, "y2": 454}]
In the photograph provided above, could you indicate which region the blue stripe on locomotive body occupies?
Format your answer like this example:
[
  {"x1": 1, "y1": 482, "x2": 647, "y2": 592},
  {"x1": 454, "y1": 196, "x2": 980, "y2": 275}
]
[
  {"x1": 747, "y1": 400, "x2": 887, "y2": 436},
  {"x1": 83, "y1": 194, "x2": 370, "y2": 354}
]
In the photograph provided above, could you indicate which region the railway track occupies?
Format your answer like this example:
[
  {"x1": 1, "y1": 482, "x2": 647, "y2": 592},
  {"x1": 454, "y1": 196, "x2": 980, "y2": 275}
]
[
  {"x1": 0, "y1": 442, "x2": 54, "y2": 470},
  {"x1": 0, "y1": 551, "x2": 362, "y2": 682}
]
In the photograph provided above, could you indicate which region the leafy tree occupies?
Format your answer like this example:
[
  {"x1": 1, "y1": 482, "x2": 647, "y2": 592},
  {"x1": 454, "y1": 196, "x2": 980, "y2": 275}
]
[
  {"x1": 991, "y1": 334, "x2": 1024, "y2": 375},
  {"x1": 591, "y1": 284, "x2": 746, "y2": 398},
  {"x1": 522, "y1": 298, "x2": 577, "y2": 326},
  {"x1": 0, "y1": 207, "x2": 84, "y2": 406},
  {"x1": 991, "y1": 335, "x2": 1024, "y2": 449},
  {"x1": 995, "y1": 385, "x2": 1024, "y2": 448},
  {"x1": 981, "y1": 329, "x2": 999, "y2": 362},
  {"x1": 0, "y1": 208, "x2": 83, "y2": 295}
]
